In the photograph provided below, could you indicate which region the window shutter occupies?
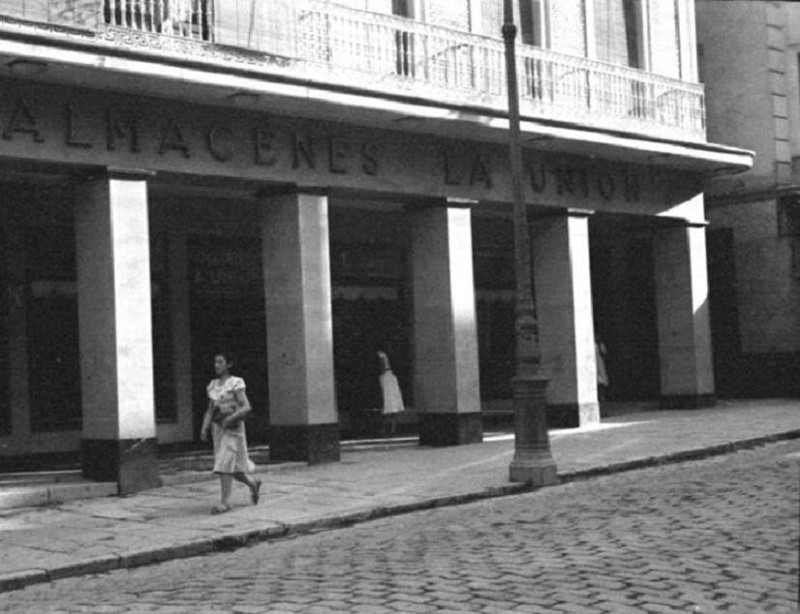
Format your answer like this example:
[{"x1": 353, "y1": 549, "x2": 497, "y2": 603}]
[
  {"x1": 649, "y1": 0, "x2": 681, "y2": 78},
  {"x1": 550, "y1": 0, "x2": 586, "y2": 57},
  {"x1": 214, "y1": 0, "x2": 295, "y2": 56},
  {"x1": 594, "y1": 0, "x2": 630, "y2": 66},
  {"x1": 0, "y1": 0, "x2": 48, "y2": 22},
  {"x1": 481, "y1": 0, "x2": 502, "y2": 37},
  {"x1": 215, "y1": 0, "x2": 255, "y2": 48},
  {"x1": 425, "y1": 0, "x2": 471, "y2": 30},
  {"x1": 335, "y1": 0, "x2": 368, "y2": 8},
  {"x1": 366, "y1": 0, "x2": 394, "y2": 14}
]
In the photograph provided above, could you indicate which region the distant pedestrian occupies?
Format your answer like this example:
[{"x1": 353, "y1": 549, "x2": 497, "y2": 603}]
[
  {"x1": 200, "y1": 351, "x2": 261, "y2": 514},
  {"x1": 595, "y1": 339, "x2": 609, "y2": 402},
  {"x1": 377, "y1": 350, "x2": 404, "y2": 435}
]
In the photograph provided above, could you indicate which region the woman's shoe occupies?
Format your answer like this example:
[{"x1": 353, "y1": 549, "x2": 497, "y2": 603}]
[
  {"x1": 250, "y1": 478, "x2": 262, "y2": 505},
  {"x1": 211, "y1": 503, "x2": 231, "y2": 515}
]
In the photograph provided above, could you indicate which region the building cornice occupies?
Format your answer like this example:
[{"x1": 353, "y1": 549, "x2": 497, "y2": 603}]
[{"x1": 0, "y1": 16, "x2": 754, "y2": 178}]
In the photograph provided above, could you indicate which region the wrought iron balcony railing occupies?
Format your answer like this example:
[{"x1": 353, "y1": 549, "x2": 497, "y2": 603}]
[
  {"x1": 103, "y1": 0, "x2": 212, "y2": 40},
  {"x1": 0, "y1": 0, "x2": 706, "y2": 142}
]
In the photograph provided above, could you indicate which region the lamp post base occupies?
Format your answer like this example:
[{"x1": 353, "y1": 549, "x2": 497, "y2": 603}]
[
  {"x1": 509, "y1": 449, "x2": 559, "y2": 485},
  {"x1": 508, "y1": 374, "x2": 559, "y2": 486}
]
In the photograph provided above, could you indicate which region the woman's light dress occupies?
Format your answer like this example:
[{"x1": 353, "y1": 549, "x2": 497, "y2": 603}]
[
  {"x1": 207, "y1": 376, "x2": 255, "y2": 475},
  {"x1": 377, "y1": 351, "x2": 404, "y2": 415},
  {"x1": 595, "y1": 342, "x2": 609, "y2": 387}
]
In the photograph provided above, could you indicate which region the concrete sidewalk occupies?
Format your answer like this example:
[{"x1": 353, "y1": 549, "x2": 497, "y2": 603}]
[{"x1": 0, "y1": 399, "x2": 798, "y2": 593}]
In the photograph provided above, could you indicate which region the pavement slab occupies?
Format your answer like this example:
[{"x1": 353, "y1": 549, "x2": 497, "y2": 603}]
[{"x1": 0, "y1": 398, "x2": 798, "y2": 594}]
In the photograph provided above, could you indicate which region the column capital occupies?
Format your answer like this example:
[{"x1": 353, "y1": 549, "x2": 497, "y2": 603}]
[
  {"x1": 657, "y1": 218, "x2": 710, "y2": 230},
  {"x1": 256, "y1": 185, "x2": 329, "y2": 199},
  {"x1": 447, "y1": 197, "x2": 479, "y2": 208},
  {"x1": 74, "y1": 167, "x2": 155, "y2": 184},
  {"x1": 566, "y1": 208, "x2": 596, "y2": 218},
  {"x1": 105, "y1": 167, "x2": 156, "y2": 181},
  {"x1": 531, "y1": 207, "x2": 595, "y2": 220},
  {"x1": 404, "y1": 197, "x2": 477, "y2": 211}
]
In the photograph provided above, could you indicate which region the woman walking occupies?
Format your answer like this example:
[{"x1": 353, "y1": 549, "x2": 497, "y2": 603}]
[{"x1": 200, "y1": 351, "x2": 262, "y2": 514}]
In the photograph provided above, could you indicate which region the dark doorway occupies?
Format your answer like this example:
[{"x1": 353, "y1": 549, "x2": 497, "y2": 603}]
[
  {"x1": 26, "y1": 226, "x2": 81, "y2": 433},
  {"x1": 590, "y1": 221, "x2": 660, "y2": 401},
  {"x1": 707, "y1": 227, "x2": 741, "y2": 397},
  {"x1": 0, "y1": 225, "x2": 7, "y2": 436},
  {"x1": 329, "y1": 241, "x2": 410, "y2": 436}
]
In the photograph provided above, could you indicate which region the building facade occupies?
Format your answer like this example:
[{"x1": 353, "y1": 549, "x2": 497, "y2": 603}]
[
  {"x1": 697, "y1": 0, "x2": 799, "y2": 398},
  {"x1": 0, "y1": 0, "x2": 751, "y2": 492}
]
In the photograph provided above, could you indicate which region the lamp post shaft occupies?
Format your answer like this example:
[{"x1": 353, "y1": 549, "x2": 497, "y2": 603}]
[{"x1": 502, "y1": 0, "x2": 558, "y2": 486}]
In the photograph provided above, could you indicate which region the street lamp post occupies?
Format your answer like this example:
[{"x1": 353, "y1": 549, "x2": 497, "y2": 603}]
[{"x1": 502, "y1": 0, "x2": 558, "y2": 486}]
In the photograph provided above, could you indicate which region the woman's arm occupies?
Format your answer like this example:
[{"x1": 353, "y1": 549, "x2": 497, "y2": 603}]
[
  {"x1": 221, "y1": 389, "x2": 252, "y2": 428},
  {"x1": 200, "y1": 399, "x2": 214, "y2": 441}
]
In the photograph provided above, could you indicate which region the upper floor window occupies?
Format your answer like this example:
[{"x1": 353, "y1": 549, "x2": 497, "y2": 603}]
[
  {"x1": 594, "y1": 0, "x2": 643, "y2": 68},
  {"x1": 392, "y1": 0, "x2": 411, "y2": 16},
  {"x1": 519, "y1": 0, "x2": 546, "y2": 47},
  {"x1": 537, "y1": 0, "x2": 586, "y2": 57}
]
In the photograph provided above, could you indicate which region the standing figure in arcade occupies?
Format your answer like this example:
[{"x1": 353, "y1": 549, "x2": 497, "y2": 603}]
[
  {"x1": 595, "y1": 338, "x2": 610, "y2": 402},
  {"x1": 377, "y1": 350, "x2": 404, "y2": 435},
  {"x1": 200, "y1": 351, "x2": 262, "y2": 514}
]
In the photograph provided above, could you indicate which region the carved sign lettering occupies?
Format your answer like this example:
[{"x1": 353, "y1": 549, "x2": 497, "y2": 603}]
[
  {"x1": 0, "y1": 94, "x2": 381, "y2": 178},
  {"x1": 443, "y1": 148, "x2": 644, "y2": 204},
  {"x1": 0, "y1": 88, "x2": 665, "y2": 206}
]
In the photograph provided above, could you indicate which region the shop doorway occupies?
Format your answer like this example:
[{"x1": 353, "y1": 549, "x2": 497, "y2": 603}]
[
  {"x1": 329, "y1": 241, "x2": 411, "y2": 437},
  {"x1": 187, "y1": 236, "x2": 268, "y2": 442},
  {"x1": 26, "y1": 225, "x2": 81, "y2": 433},
  {"x1": 707, "y1": 227, "x2": 742, "y2": 397},
  {"x1": 590, "y1": 220, "x2": 660, "y2": 402}
]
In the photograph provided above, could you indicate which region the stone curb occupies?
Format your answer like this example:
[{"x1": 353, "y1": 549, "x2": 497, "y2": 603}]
[
  {"x1": 0, "y1": 482, "x2": 118, "y2": 511},
  {"x1": 1, "y1": 429, "x2": 798, "y2": 594},
  {"x1": 556, "y1": 430, "x2": 800, "y2": 484}
]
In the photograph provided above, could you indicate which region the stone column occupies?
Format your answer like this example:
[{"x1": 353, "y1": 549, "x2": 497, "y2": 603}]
[
  {"x1": 75, "y1": 169, "x2": 159, "y2": 494},
  {"x1": 261, "y1": 191, "x2": 339, "y2": 464},
  {"x1": 533, "y1": 211, "x2": 599, "y2": 428},
  {"x1": 653, "y1": 224, "x2": 715, "y2": 408},
  {"x1": 409, "y1": 203, "x2": 482, "y2": 446}
]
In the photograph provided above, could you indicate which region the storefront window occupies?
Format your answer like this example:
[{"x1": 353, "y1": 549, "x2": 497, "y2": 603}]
[
  {"x1": 473, "y1": 217, "x2": 516, "y2": 400},
  {"x1": 477, "y1": 298, "x2": 515, "y2": 399},
  {"x1": 188, "y1": 236, "x2": 268, "y2": 441},
  {"x1": 26, "y1": 226, "x2": 80, "y2": 433}
]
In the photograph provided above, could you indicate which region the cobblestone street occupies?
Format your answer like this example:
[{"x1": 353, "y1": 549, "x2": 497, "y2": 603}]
[{"x1": 1, "y1": 440, "x2": 797, "y2": 614}]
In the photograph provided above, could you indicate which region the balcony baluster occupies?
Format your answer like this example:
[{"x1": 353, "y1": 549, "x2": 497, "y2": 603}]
[{"x1": 1, "y1": 0, "x2": 705, "y2": 141}]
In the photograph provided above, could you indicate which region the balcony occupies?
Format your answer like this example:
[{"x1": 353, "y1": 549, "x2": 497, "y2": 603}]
[{"x1": 0, "y1": 0, "x2": 705, "y2": 142}]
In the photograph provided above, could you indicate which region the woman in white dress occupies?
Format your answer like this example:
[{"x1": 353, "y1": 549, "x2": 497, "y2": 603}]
[
  {"x1": 377, "y1": 350, "x2": 404, "y2": 435},
  {"x1": 200, "y1": 352, "x2": 261, "y2": 514}
]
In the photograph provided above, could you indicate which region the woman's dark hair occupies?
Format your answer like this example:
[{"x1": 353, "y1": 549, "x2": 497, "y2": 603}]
[{"x1": 215, "y1": 350, "x2": 237, "y2": 369}]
